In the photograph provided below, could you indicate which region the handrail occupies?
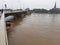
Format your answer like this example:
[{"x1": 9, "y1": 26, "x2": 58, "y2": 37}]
[{"x1": 0, "y1": 12, "x2": 8, "y2": 45}]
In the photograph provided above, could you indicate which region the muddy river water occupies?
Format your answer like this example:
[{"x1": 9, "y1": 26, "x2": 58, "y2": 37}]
[{"x1": 8, "y1": 13, "x2": 60, "y2": 45}]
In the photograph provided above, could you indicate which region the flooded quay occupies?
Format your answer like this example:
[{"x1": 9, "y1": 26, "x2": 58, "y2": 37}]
[{"x1": 8, "y1": 13, "x2": 60, "y2": 45}]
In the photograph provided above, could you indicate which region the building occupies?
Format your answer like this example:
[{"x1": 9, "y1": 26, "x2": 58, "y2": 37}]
[
  {"x1": 54, "y1": 2, "x2": 56, "y2": 9},
  {"x1": 49, "y1": 2, "x2": 60, "y2": 13}
]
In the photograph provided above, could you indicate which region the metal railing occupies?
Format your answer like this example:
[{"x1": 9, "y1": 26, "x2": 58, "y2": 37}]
[{"x1": 0, "y1": 12, "x2": 8, "y2": 45}]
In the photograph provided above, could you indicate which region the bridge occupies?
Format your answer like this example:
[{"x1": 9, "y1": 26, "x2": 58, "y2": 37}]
[
  {"x1": 0, "y1": 10, "x2": 31, "y2": 45},
  {"x1": 0, "y1": 10, "x2": 28, "y2": 45},
  {"x1": 5, "y1": 10, "x2": 27, "y2": 17}
]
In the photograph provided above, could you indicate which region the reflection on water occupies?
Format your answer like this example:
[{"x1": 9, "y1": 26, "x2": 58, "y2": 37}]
[{"x1": 8, "y1": 13, "x2": 60, "y2": 45}]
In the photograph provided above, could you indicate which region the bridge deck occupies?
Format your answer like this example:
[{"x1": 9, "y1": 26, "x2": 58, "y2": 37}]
[
  {"x1": 0, "y1": 13, "x2": 8, "y2": 45},
  {"x1": 5, "y1": 11, "x2": 27, "y2": 15}
]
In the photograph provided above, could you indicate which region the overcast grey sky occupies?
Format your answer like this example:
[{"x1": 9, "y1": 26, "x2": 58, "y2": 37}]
[{"x1": 0, "y1": 0, "x2": 60, "y2": 9}]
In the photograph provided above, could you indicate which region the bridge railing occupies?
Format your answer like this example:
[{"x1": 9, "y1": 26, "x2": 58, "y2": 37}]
[{"x1": 0, "y1": 13, "x2": 8, "y2": 45}]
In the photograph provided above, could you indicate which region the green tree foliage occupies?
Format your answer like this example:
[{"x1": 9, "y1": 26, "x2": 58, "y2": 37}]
[
  {"x1": 32, "y1": 8, "x2": 60, "y2": 14},
  {"x1": 32, "y1": 9, "x2": 48, "y2": 13}
]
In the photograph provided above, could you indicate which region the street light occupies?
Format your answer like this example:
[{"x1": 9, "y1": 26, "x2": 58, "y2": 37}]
[{"x1": 5, "y1": 4, "x2": 7, "y2": 9}]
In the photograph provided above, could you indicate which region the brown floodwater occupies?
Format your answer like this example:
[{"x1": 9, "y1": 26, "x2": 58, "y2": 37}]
[{"x1": 8, "y1": 13, "x2": 60, "y2": 45}]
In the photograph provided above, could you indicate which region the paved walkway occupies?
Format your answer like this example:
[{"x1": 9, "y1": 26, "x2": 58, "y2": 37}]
[{"x1": 0, "y1": 13, "x2": 8, "y2": 45}]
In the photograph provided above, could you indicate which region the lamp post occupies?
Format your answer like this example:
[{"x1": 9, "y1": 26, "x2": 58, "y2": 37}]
[{"x1": 5, "y1": 4, "x2": 7, "y2": 9}]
